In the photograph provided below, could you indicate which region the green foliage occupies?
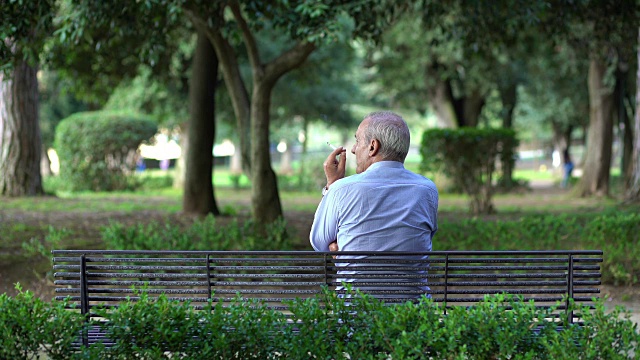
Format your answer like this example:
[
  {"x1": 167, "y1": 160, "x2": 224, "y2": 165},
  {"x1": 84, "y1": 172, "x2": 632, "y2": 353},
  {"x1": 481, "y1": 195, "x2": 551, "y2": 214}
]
[
  {"x1": 3, "y1": 289, "x2": 636, "y2": 359},
  {"x1": 0, "y1": 0, "x2": 55, "y2": 72},
  {"x1": 91, "y1": 292, "x2": 202, "y2": 359},
  {"x1": 136, "y1": 173, "x2": 174, "y2": 190},
  {"x1": 104, "y1": 65, "x2": 190, "y2": 129},
  {"x1": 438, "y1": 212, "x2": 640, "y2": 285},
  {"x1": 39, "y1": 71, "x2": 90, "y2": 149},
  {"x1": 0, "y1": 285, "x2": 83, "y2": 360},
  {"x1": 54, "y1": 111, "x2": 157, "y2": 192},
  {"x1": 421, "y1": 127, "x2": 519, "y2": 214},
  {"x1": 100, "y1": 215, "x2": 291, "y2": 251},
  {"x1": 542, "y1": 299, "x2": 640, "y2": 360},
  {"x1": 277, "y1": 154, "x2": 327, "y2": 192},
  {"x1": 583, "y1": 213, "x2": 640, "y2": 285},
  {"x1": 52, "y1": 0, "x2": 187, "y2": 104}
]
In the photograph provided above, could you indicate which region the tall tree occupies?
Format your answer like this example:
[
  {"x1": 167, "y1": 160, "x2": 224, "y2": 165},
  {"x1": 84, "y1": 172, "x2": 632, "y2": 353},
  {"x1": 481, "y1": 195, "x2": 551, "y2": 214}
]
[
  {"x1": 624, "y1": 27, "x2": 640, "y2": 203},
  {"x1": 368, "y1": 8, "x2": 490, "y2": 128},
  {"x1": 57, "y1": 1, "x2": 222, "y2": 215},
  {"x1": 557, "y1": 1, "x2": 640, "y2": 197},
  {"x1": 183, "y1": 30, "x2": 220, "y2": 215},
  {"x1": 189, "y1": 3, "x2": 314, "y2": 225},
  {"x1": 518, "y1": 37, "x2": 590, "y2": 171},
  {"x1": 185, "y1": 1, "x2": 405, "y2": 225},
  {"x1": 580, "y1": 59, "x2": 615, "y2": 196},
  {"x1": 0, "y1": 0, "x2": 55, "y2": 196},
  {"x1": 368, "y1": 1, "x2": 547, "y2": 130}
]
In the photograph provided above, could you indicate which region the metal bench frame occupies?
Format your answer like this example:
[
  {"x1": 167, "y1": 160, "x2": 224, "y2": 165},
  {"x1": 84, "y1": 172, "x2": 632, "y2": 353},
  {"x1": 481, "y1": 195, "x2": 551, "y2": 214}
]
[{"x1": 52, "y1": 249, "x2": 602, "y2": 347}]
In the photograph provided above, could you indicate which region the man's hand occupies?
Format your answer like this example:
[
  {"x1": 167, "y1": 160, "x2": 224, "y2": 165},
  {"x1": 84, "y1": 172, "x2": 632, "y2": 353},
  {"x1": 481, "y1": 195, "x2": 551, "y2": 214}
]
[
  {"x1": 329, "y1": 241, "x2": 339, "y2": 259},
  {"x1": 323, "y1": 146, "x2": 346, "y2": 188},
  {"x1": 329, "y1": 241, "x2": 339, "y2": 252}
]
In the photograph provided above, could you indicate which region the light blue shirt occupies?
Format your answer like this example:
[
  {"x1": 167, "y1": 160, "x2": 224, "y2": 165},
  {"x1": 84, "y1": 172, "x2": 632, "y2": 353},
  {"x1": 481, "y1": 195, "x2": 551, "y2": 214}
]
[
  {"x1": 310, "y1": 161, "x2": 438, "y2": 252},
  {"x1": 310, "y1": 161, "x2": 438, "y2": 299}
]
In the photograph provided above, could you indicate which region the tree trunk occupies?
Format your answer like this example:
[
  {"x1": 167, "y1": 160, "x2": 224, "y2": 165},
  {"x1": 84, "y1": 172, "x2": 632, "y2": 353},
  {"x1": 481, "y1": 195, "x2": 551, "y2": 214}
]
[
  {"x1": 182, "y1": 30, "x2": 220, "y2": 216},
  {"x1": 189, "y1": 7, "x2": 314, "y2": 225},
  {"x1": 173, "y1": 123, "x2": 187, "y2": 189},
  {"x1": 0, "y1": 58, "x2": 44, "y2": 196},
  {"x1": 624, "y1": 28, "x2": 640, "y2": 202},
  {"x1": 230, "y1": 144, "x2": 242, "y2": 174},
  {"x1": 426, "y1": 78, "x2": 458, "y2": 128},
  {"x1": 621, "y1": 100, "x2": 634, "y2": 186},
  {"x1": 498, "y1": 82, "x2": 517, "y2": 188},
  {"x1": 41, "y1": 146, "x2": 52, "y2": 177},
  {"x1": 250, "y1": 81, "x2": 283, "y2": 224},
  {"x1": 616, "y1": 65, "x2": 634, "y2": 188},
  {"x1": 297, "y1": 116, "x2": 309, "y2": 188},
  {"x1": 425, "y1": 64, "x2": 485, "y2": 129},
  {"x1": 205, "y1": 29, "x2": 252, "y2": 176},
  {"x1": 461, "y1": 89, "x2": 486, "y2": 128},
  {"x1": 551, "y1": 122, "x2": 574, "y2": 170},
  {"x1": 279, "y1": 140, "x2": 293, "y2": 175},
  {"x1": 577, "y1": 59, "x2": 615, "y2": 197}
]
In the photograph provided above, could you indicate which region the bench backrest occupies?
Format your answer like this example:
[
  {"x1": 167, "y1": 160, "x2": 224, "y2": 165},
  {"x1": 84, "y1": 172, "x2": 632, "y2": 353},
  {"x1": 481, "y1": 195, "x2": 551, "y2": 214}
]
[{"x1": 53, "y1": 250, "x2": 602, "y2": 318}]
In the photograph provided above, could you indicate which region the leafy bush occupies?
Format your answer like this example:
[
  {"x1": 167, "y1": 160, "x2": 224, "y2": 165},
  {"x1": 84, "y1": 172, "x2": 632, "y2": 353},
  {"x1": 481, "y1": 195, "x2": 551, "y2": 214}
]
[
  {"x1": 437, "y1": 211, "x2": 640, "y2": 285},
  {"x1": 0, "y1": 286, "x2": 83, "y2": 360},
  {"x1": 583, "y1": 212, "x2": 640, "y2": 285},
  {"x1": 100, "y1": 215, "x2": 291, "y2": 251},
  {"x1": 85, "y1": 290, "x2": 640, "y2": 359},
  {"x1": 136, "y1": 173, "x2": 174, "y2": 190},
  {"x1": 2, "y1": 289, "x2": 638, "y2": 359},
  {"x1": 421, "y1": 127, "x2": 518, "y2": 214},
  {"x1": 91, "y1": 293, "x2": 203, "y2": 359},
  {"x1": 54, "y1": 111, "x2": 157, "y2": 192}
]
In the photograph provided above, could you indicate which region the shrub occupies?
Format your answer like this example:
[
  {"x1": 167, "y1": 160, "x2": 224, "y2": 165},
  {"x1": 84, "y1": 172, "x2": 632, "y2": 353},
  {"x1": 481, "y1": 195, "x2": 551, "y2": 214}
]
[
  {"x1": 54, "y1": 111, "x2": 157, "y2": 192},
  {"x1": 100, "y1": 215, "x2": 291, "y2": 251},
  {"x1": 136, "y1": 173, "x2": 174, "y2": 190},
  {"x1": 2, "y1": 290, "x2": 638, "y2": 359},
  {"x1": 81, "y1": 290, "x2": 638, "y2": 359},
  {"x1": 437, "y1": 211, "x2": 640, "y2": 285},
  {"x1": 421, "y1": 127, "x2": 518, "y2": 214},
  {"x1": 89, "y1": 293, "x2": 203, "y2": 359},
  {"x1": 0, "y1": 286, "x2": 83, "y2": 360},
  {"x1": 583, "y1": 212, "x2": 640, "y2": 285}
]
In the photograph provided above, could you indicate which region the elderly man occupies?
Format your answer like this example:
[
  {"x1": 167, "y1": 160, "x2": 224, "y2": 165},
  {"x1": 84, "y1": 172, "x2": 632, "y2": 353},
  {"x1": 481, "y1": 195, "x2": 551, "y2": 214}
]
[{"x1": 310, "y1": 111, "x2": 439, "y2": 299}]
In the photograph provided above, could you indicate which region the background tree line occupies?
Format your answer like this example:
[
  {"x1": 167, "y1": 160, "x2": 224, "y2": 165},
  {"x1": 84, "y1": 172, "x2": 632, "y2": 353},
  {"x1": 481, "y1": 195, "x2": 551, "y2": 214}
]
[{"x1": 2, "y1": 0, "x2": 640, "y2": 225}]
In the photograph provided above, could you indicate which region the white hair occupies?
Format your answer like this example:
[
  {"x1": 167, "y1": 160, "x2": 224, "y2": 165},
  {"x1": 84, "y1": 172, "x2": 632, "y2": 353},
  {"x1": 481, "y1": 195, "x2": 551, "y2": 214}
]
[{"x1": 363, "y1": 111, "x2": 410, "y2": 162}]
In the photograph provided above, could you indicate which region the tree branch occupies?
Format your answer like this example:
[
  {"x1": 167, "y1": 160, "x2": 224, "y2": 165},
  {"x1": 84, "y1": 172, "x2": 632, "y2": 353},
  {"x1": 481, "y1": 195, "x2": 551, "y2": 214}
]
[
  {"x1": 229, "y1": 3, "x2": 262, "y2": 77},
  {"x1": 263, "y1": 41, "x2": 316, "y2": 87}
]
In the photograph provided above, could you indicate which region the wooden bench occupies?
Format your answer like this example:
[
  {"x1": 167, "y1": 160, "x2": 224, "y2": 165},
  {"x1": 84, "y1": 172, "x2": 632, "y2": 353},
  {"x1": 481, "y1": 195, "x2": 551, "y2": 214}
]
[{"x1": 52, "y1": 249, "x2": 603, "y2": 348}]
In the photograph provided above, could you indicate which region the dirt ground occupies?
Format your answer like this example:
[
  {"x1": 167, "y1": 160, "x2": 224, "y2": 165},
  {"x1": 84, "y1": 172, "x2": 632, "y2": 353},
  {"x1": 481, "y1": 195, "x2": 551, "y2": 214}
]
[{"x1": 1, "y1": 181, "x2": 639, "y2": 324}]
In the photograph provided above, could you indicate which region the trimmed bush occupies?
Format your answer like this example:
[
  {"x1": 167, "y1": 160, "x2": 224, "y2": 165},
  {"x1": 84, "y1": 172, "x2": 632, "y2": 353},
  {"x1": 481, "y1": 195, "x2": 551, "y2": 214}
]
[
  {"x1": 421, "y1": 127, "x2": 518, "y2": 214},
  {"x1": 100, "y1": 215, "x2": 291, "y2": 251},
  {"x1": 54, "y1": 111, "x2": 157, "y2": 192}
]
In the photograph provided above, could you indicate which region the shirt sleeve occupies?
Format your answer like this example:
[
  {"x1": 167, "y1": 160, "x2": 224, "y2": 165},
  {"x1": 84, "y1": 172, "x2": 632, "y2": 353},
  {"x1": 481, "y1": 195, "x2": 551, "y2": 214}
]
[{"x1": 309, "y1": 190, "x2": 339, "y2": 252}]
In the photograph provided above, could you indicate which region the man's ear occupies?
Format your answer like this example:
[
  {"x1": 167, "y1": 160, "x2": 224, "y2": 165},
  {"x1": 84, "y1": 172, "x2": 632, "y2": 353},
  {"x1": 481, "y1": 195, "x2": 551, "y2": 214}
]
[{"x1": 369, "y1": 139, "x2": 380, "y2": 156}]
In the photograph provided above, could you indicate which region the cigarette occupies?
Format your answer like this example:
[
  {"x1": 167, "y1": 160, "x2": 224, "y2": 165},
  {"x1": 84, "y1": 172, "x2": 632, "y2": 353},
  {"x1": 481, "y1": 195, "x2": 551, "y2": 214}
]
[{"x1": 327, "y1": 141, "x2": 338, "y2": 150}]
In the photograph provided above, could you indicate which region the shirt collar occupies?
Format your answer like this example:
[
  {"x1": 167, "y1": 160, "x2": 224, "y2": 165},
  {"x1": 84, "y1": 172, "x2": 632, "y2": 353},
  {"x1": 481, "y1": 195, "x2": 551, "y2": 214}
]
[{"x1": 365, "y1": 161, "x2": 404, "y2": 172}]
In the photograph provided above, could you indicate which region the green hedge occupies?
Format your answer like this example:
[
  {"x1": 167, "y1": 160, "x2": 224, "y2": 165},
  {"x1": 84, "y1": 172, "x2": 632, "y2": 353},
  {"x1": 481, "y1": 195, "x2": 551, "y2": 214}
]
[
  {"x1": 88, "y1": 211, "x2": 640, "y2": 285},
  {"x1": 54, "y1": 111, "x2": 157, "y2": 192},
  {"x1": 437, "y1": 211, "x2": 640, "y2": 285},
  {"x1": 1, "y1": 289, "x2": 638, "y2": 359},
  {"x1": 100, "y1": 215, "x2": 291, "y2": 251}
]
